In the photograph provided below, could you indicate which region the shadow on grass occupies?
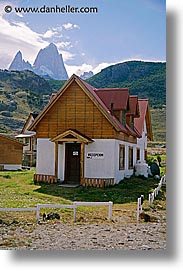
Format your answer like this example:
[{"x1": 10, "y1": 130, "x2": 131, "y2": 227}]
[{"x1": 34, "y1": 176, "x2": 165, "y2": 204}]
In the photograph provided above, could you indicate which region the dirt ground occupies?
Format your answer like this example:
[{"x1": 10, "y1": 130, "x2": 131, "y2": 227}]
[{"x1": 0, "y1": 210, "x2": 166, "y2": 251}]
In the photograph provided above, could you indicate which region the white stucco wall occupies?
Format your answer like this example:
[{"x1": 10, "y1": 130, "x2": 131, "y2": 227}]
[
  {"x1": 36, "y1": 138, "x2": 55, "y2": 175},
  {"x1": 137, "y1": 121, "x2": 148, "y2": 161},
  {"x1": 84, "y1": 139, "x2": 116, "y2": 179},
  {"x1": 36, "y1": 131, "x2": 148, "y2": 184},
  {"x1": 58, "y1": 144, "x2": 65, "y2": 181},
  {"x1": 84, "y1": 139, "x2": 136, "y2": 183}
]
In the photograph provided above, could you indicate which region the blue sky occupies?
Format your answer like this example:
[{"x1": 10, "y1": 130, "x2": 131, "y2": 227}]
[{"x1": 0, "y1": 0, "x2": 166, "y2": 76}]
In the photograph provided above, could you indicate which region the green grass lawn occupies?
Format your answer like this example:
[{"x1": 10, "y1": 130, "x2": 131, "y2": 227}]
[
  {"x1": 0, "y1": 170, "x2": 166, "y2": 224},
  {"x1": 0, "y1": 170, "x2": 165, "y2": 205}
]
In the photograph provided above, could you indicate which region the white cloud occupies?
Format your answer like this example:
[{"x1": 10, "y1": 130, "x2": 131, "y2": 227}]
[
  {"x1": 0, "y1": 9, "x2": 48, "y2": 67},
  {"x1": 65, "y1": 62, "x2": 113, "y2": 78},
  {"x1": 0, "y1": 3, "x2": 82, "y2": 69},
  {"x1": 55, "y1": 41, "x2": 75, "y2": 62},
  {"x1": 62, "y1": 23, "x2": 80, "y2": 30},
  {"x1": 43, "y1": 26, "x2": 64, "y2": 40},
  {"x1": 56, "y1": 41, "x2": 72, "y2": 50},
  {"x1": 61, "y1": 50, "x2": 75, "y2": 62},
  {"x1": 16, "y1": 13, "x2": 24, "y2": 18},
  {"x1": 43, "y1": 29, "x2": 57, "y2": 39},
  {"x1": 93, "y1": 62, "x2": 115, "y2": 74}
]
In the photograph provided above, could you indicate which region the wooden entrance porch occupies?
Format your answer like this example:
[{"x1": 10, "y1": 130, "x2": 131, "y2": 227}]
[{"x1": 34, "y1": 129, "x2": 93, "y2": 185}]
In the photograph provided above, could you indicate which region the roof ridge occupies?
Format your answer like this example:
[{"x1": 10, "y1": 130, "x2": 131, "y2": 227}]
[
  {"x1": 138, "y1": 98, "x2": 149, "y2": 101},
  {"x1": 95, "y1": 88, "x2": 129, "y2": 91}
]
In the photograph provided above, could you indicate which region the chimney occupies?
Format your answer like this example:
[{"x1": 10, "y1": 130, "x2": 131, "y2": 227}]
[{"x1": 50, "y1": 93, "x2": 57, "y2": 101}]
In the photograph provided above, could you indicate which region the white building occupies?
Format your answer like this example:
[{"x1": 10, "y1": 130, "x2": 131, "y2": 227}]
[{"x1": 29, "y1": 74, "x2": 152, "y2": 187}]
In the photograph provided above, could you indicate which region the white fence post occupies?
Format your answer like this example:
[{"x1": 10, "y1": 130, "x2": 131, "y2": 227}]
[
  {"x1": 148, "y1": 175, "x2": 166, "y2": 206},
  {"x1": 137, "y1": 197, "x2": 141, "y2": 222},
  {"x1": 108, "y1": 201, "x2": 113, "y2": 220},
  {"x1": 73, "y1": 202, "x2": 77, "y2": 222},
  {"x1": 137, "y1": 195, "x2": 145, "y2": 222}
]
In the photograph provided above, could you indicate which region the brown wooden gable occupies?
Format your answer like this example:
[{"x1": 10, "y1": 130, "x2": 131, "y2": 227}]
[
  {"x1": 51, "y1": 129, "x2": 93, "y2": 143},
  {"x1": 33, "y1": 79, "x2": 116, "y2": 139}
]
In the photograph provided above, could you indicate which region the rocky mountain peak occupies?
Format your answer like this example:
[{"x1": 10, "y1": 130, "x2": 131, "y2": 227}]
[
  {"x1": 46, "y1": 42, "x2": 58, "y2": 50},
  {"x1": 9, "y1": 51, "x2": 32, "y2": 71},
  {"x1": 80, "y1": 71, "x2": 94, "y2": 80},
  {"x1": 15, "y1": 50, "x2": 22, "y2": 59},
  {"x1": 8, "y1": 43, "x2": 68, "y2": 80}
]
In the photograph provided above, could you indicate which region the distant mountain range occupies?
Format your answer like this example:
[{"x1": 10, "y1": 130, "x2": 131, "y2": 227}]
[
  {"x1": 0, "y1": 60, "x2": 166, "y2": 141},
  {"x1": 9, "y1": 43, "x2": 68, "y2": 80}
]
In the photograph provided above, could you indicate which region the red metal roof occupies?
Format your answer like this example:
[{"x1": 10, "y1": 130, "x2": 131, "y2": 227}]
[
  {"x1": 94, "y1": 88, "x2": 129, "y2": 110},
  {"x1": 79, "y1": 77, "x2": 150, "y2": 138},
  {"x1": 127, "y1": 96, "x2": 139, "y2": 116},
  {"x1": 134, "y1": 99, "x2": 152, "y2": 140}
]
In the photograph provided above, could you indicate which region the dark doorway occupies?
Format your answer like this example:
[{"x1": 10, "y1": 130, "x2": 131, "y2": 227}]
[{"x1": 65, "y1": 143, "x2": 81, "y2": 183}]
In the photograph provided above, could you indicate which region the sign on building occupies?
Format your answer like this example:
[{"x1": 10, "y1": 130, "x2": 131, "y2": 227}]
[{"x1": 86, "y1": 152, "x2": 104, "y2": 160}]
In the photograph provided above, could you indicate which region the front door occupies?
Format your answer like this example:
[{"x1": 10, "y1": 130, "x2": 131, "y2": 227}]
[{"x1": 65, "y1": 143, "x2": 81, "y2": 183}]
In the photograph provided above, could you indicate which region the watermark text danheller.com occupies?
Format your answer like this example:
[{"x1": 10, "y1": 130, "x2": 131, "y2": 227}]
[{"x1": 4, "y1": 5, "x2": 98, "y2": 14}]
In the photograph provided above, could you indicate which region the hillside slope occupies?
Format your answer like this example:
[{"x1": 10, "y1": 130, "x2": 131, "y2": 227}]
[
  {"x1": 87, "y1": 61, "x2": 166, "y2": 108},
  {"x1": 0, "y1": 70, "x2": 53, "y2": 134}
]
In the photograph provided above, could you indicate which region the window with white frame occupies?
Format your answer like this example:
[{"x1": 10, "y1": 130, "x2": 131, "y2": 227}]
[
  {"x1": 136, "y1": 148, "x2": 140, "y2": 161},
  {"x1": 128, "y1": 147, "x2": 133, "y2": 169},
  {"x1": 119, "y1": 145, "x2": 125, "y2": 170}
]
